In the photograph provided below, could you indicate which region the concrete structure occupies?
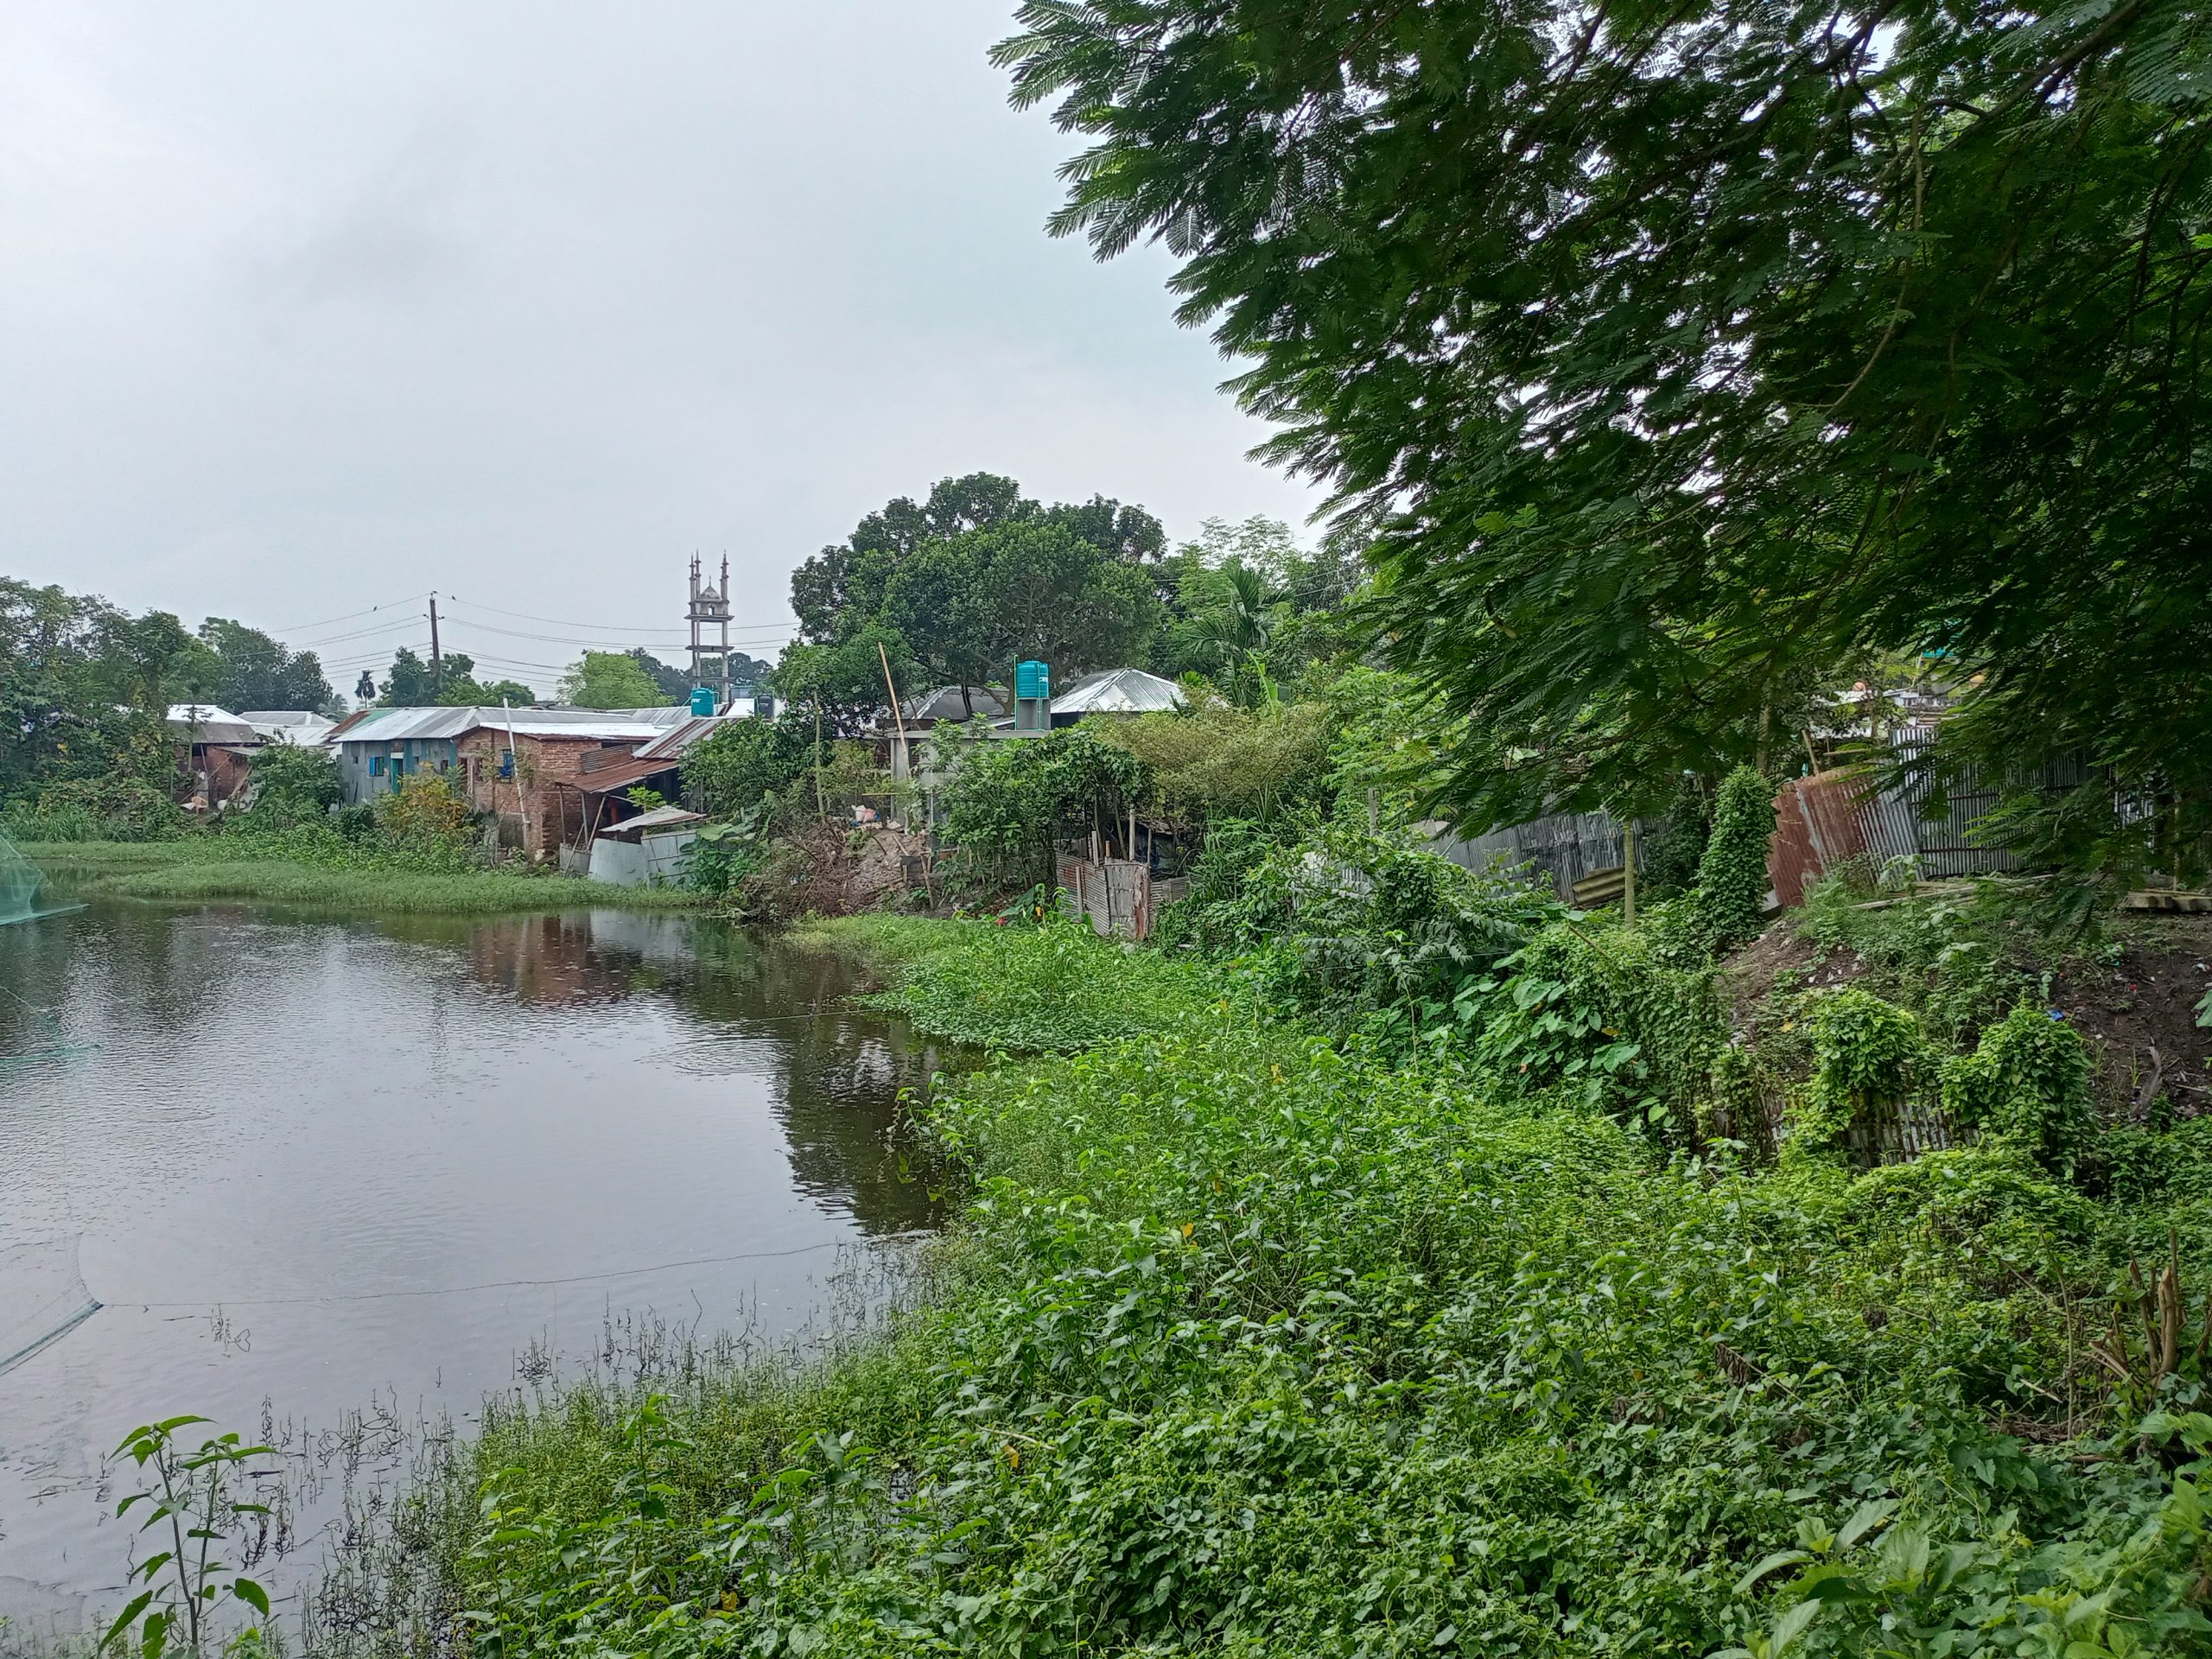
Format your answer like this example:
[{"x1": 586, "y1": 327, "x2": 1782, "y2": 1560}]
[
  {"x1": 687, "y1": 556, "x2": 734, "y2": 712},
  {"x1": 585, "y1": 804, "x2": 705, "y2": 887}
]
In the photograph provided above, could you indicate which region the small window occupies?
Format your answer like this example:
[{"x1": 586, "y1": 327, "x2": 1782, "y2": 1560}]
[
  {"x1": 499, "y1": 750, "x2": 515, "y2": 779},
  {"x1": 369, "y1": 755, "x2": 383, "y2": 777}
]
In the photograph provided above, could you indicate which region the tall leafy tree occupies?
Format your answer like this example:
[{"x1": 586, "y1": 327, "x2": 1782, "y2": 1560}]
[
  {"x1": 378, "y1": 648, "x2": 531, "y2": 708},
  {"x1": 559, "y1": 652, "x2": 674, "y2": 709},
  {"x1": 196, "y1": 618, "x2": 334, "y2": 713},
  {"x1": 998, "y1": 0, "x2": 2212, "y2": 860},
  {"x1": 791, "y1": 474, "x2": 1173, "y2": 709}
]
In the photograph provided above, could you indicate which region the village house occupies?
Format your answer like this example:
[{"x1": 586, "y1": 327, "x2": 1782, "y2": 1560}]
[
  {"x1": 326, "y1": 704, "x2": 739, "y2": 862},
  {"x1": 164, "y1": 703, "x2": 263, "y2": 811}
]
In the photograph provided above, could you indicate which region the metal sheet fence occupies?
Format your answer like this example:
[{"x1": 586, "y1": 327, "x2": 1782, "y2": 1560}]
[{"x1": 1431, "y1": 810, "x2": 1632, "y2": 903}]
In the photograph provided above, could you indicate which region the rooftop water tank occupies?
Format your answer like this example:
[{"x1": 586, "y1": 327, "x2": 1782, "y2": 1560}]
[{"x1": 1015, "y1": 660, "x2": 1050, "y2": 701}]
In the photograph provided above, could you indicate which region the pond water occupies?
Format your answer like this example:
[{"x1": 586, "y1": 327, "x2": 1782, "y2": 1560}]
[{"x1": 0, "y1": 899, "x2": 948, "y2": 1630}]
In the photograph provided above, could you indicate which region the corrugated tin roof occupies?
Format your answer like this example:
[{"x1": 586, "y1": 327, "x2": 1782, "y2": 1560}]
[
  {"x1": 902, "y1": 684, "x2": 1007, "y2": 722},
  {"x1": 330, "y1": 705, "x2": 689, "y2": 745},
  {"x1": 241, "y1": 712, "x2": 335, "y2": 745},
  {"x1": 165, "y1": 704, "x2": 260, "y2": 745},
  {"x1": 600, "y1": 804, "x2": 706, "y2": 839},
  {"x1": 327, "y1": 707, "x2": 481, "y2": 743},
  {"x1": 632, "y1": 712, "x2": 741, "y2": 761},
  {"x1": 1050, "y1": 668, "x2": 1187, "y2": 716},
  {"x1": 565, "y1": 755, "x2": 684, "y2": 796}
]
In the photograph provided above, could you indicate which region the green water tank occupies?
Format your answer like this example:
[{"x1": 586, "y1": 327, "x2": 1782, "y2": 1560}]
[
  {"x1": 1015, "y1": 660, "x2": 1050, "y2": 701},
  {"x1": 690, "y1": 687, "x2": 715, "y2": 716}
]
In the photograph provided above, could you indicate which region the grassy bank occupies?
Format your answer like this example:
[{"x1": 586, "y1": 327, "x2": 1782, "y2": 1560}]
[
  {"x1": 793, "y1": 913, "x2": 1204, "y2": 1049},
  {"x1": 18, "y1": 839, "x2": 714, "y2": 914},
  {"x1": 320, "y1": 909, "x2": 2211, "y2": 1659}
]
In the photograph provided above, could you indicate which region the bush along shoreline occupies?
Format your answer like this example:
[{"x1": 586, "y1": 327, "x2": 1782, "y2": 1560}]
[{"x1": 257, "y1": 786, "x2": 2212, "y2": 1659}]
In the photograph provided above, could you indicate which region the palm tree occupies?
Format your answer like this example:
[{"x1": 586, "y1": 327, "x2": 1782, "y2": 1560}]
[{"x1": 1189, "y1": 562, "x2": 1281, "y2": 700}]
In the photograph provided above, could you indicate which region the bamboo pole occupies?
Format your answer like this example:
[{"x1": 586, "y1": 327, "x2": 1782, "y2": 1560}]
[
  {"x1": 878, "y1": 640, "x2": 910, "y2": 797},
  {"x1": 1623, "y1": 818, "x2": 1637, "y2": 927}
]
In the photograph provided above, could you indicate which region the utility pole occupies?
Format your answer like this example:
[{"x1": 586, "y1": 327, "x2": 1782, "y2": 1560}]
[{"x1": 429, "y1": 594, "x2": 442, "y2": 700}]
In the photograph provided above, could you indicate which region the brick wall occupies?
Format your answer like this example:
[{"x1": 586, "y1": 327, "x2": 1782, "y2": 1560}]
[{"x1": 456, "y1": 729, "x2": 635, "y2": 856}]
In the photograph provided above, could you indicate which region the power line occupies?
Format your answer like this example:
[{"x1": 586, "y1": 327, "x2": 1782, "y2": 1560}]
[
  {"x1": 292, "y1": 614, "x2": 427, "y2": 651},
  {"x1": 448, "y1": 617, "x2": 787, "y2": 651},
  {"x1": 443, "y1": 594, "x2": 796, "y2": 639},
  {"x1": 270, "y1": 593, "x2": 431, "y2": 635}
]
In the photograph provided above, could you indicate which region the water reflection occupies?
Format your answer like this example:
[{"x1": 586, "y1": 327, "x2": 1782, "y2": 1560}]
[{"x1": 0, "y1": 899, "x2": 951, "y2": 1616}]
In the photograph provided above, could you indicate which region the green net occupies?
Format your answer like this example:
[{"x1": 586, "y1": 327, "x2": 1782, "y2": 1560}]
[
  {"x1": 1, "y1": 833, "x2": 93, "y2": 1066},
  {"x1": 0, "y1": 1237, "x2": 101, "y2": 1378},
  {"x1": 0, "y1": 830, "x2": 51, "y2": 925}
]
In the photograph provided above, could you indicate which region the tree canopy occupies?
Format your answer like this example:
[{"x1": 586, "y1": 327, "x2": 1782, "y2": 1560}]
[
  {"x1": 194, "y1": 619, "x2": 334, "y2": 713},
  {"x1": 380, "y1": 648, "x2": 533, "y2": 709},
  {"x1": 1, "y1": 581, "x2": 357, "y2": 804},
  {"x1": 999, "y1": 0, "x2": 2212, "y2": 856},
  {"x1": 558, "y1": 651, "x2": 674, "y2": 709},
  {"x1": 788, "y1": 474, "x2": 1171, "y2": 709}
]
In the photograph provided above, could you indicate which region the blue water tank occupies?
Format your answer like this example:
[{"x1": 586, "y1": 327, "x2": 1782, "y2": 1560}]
[
  {"x1": 690, "y1": 687, "x2": 716, "y2": 716},
  {"x1": 1015, "y1": 660, "x2": 1050, "y2": 701}
]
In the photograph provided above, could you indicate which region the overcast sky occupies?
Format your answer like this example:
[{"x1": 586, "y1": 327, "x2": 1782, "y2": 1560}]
[{"x1": 0, "y1": 3, "x2": 1321, "y2": 694}]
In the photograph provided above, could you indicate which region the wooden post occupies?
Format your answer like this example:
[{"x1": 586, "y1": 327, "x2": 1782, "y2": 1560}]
[
  {"x1": 878, "y1": 640, "x2": 909, "y2": 795},
  {"x1": 1623, "y1": 818, "x2": 1637, "y2": 927}
]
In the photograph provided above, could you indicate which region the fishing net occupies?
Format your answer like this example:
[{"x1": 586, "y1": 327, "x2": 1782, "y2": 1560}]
[
  {"x1": 0, "y1": 830, "x2": 48, "y2": 925},
  {"x1": 0, "y1": 830, "x2": 76, "y2": 927},
  {"x1": 0, "y1": 1237, "x2": 101, "y2": 1379}
]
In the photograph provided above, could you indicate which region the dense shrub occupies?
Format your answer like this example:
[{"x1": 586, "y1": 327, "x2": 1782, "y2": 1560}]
[
  {"x1": 1168, "y1": 817, "x2": 1560, "y2": 1039},
  {"x1": 1798, "y1": 988, "x2": 1926, "y2": 1155},
  {"x1": 1097, "y1": 694, "x2": 1329, "y2": 825},
  {"x1": 854, "y1": 914, "x2": 1200, "y2": 1051},
  {"x1": 1942, "y1": 1004, "x2": 2100, "y2": 1179},
  {"x1": 683, "y1": 715, "x2": 812, "y2": 817},
  {"x1": 931, "y1": 722, "x2": 1149, "y2": 898},
  {"x1": 1637, "y1": 773, "x2": 1711, "y2": 899},
  {"x1": 242, "y1": 742, "x2": 342, "y2": 819},
  {"x1": 0, "y1": 777, "x2": 191, "y2": 842},
  {"x1": 1691, "y1": 764, "x2": 1778, "y2": 950},
  {"x1": 375, "y1": 773, "x2": 477, "y2": 850},
  {"x1": 1471, "y1": 918, "x2": 1726, "y2": 1133},
  {"x1": 1799, "y1": 870, "x2": 2033, "y2": 1045}
]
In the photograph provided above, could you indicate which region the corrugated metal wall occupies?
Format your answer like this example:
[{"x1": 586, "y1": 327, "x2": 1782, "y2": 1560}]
[{"x1": 1430, "y1": 810, "x2": 1635, "y2": 903}]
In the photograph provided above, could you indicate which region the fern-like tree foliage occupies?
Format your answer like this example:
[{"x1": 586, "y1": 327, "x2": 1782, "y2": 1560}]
[{"x1": 997, "y1": 0, "x2": 2212, "y2": 854}]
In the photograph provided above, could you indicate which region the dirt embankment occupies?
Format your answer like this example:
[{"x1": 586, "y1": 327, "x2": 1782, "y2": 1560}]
[{"x1": 1717, "y1": 911, "x2": 2212, "y2": 1121}]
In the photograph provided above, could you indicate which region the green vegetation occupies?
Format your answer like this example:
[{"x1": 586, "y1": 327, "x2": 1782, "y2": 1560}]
[
  {"x1": 1, "y1": 579, "x2": 336, "y2": 812},
  {"x1": 781, "y1": 474, "x2": 1355, "y2": 740},
  {"x1": 376, "y1": 646, "x2": 534, "y2": 709},
  {"x1": 817, "y1": 913, "x2": 1203, "y2": 1052},
  {"x1": 996, "y1": 0, "x2": 2212, "y2": 878},
  {"x1": 558, "y1": 650, "x2": 676, "y2": 709},
  {"x1": 929, "y1": 724, "x2": 1151, "y2": 898},
  {"x1": 306, "y1": 886, "x2": 2212, "y2": 1659},
  {"x1": 21, "y1": 837, "x2": 708, "y2": 914}
]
